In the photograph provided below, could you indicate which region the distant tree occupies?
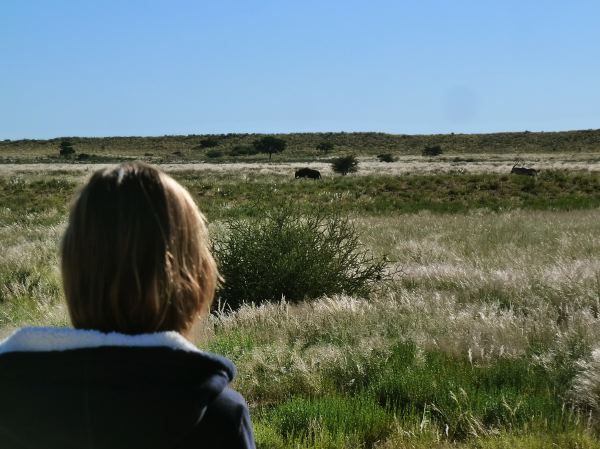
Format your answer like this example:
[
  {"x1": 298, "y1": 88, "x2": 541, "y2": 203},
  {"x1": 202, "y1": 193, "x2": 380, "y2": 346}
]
[
  {"x1": 253, "y1": 136, "x2": 286, "y2": 160},
  {"x1": 316, "y1": 142, "x2": 334, "y2": 154},
  {"x1": 331, "y1": 155, "x2": 359, "y2": 175},
  {"x1": 59, "y1": 140, "x2": 75, "y2": 157},
  {"x1": 198, "y1": 137, "x2": 220, "y2": 148},
  {"x1": 377, "y1": 153, "x2": 396, "y2": 162},
  {"x1": 422, "y1": 145, "x2": 442, "y2": 157}
]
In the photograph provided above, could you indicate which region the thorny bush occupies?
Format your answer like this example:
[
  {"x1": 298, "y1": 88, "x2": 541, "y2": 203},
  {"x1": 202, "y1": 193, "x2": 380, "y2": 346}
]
[{"x1": 212, "y1": 205, "x2": 387, "y2": 310}]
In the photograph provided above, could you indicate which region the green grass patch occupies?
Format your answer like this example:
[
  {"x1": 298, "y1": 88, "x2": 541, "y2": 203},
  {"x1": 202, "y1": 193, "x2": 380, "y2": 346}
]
[
  {"x1": 250, "y1": 342, "x2": 585, "y2": 447},
  {"x1": 264, "y1": 395, "x2": 394, "y2": 448},
  {"x1": 0, "y1": 176, "x2": 76, "y2": 224},
  {"x1": 206, "y1": 330, "x2": 257, "y2": 360},
  {"x1": 369, "y1": 343, "x2": 573, "y2": 440},
  {"x1": 2, "y1": 171, "x2": 598, "y2": 224}
]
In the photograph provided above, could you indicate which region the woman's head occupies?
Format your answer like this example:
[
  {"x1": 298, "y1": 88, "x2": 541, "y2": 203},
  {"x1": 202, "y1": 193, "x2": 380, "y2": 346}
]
[{"x1": 61, "y1": 162, "x2": 218, "y2": 335}]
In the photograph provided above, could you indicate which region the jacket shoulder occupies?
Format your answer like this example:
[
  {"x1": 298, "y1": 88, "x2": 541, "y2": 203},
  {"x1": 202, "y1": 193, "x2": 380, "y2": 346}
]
[{"x1": 177, "y1": 387, "x2": 255, "y2": 449}]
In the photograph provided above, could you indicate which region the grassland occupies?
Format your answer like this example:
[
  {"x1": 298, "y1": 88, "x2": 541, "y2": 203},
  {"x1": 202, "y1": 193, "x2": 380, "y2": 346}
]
[
  {"x1": 1, "y1": 159, "x2": 600, "y2": 448},
  {"x1": 1, "y1": 167, "x2": 599, "y2": 223}
]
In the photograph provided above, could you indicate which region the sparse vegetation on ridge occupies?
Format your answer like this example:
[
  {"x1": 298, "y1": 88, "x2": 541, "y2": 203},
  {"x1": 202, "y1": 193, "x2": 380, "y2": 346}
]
[{"x1": 2, "y1": 129, "x2": 600, "y2": 163}]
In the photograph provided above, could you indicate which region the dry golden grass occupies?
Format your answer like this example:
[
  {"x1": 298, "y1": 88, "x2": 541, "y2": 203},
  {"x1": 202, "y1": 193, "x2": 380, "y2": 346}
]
[{"x1": 0, "y1": 152, "x2": 598, "y2": 177}]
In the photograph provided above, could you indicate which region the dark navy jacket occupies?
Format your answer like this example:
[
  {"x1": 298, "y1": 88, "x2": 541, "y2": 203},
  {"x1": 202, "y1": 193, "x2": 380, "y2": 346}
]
[{"x1": 0, "y1": 327, "x2": 255, "y2": 449}]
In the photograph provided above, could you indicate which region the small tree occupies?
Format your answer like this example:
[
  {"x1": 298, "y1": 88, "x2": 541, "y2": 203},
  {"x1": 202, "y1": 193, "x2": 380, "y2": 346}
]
[
  {"x1": 59, "y1": 140, "x2": 75, "y2": 157},
  {"x1": 316, "y1": 142, "x2": 334, "y2": 154},
  {"x1": 422, "y1": 145, "x2": 443, "y2": 156},
  {"x1": 331, "y1": 155, "x2": 359, "y2": 175},
  {"x1": 253, "y1": 136, "x2": 286, "y2": 160}
]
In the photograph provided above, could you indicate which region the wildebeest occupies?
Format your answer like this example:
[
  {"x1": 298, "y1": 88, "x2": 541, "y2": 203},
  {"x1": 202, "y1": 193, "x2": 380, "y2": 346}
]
[
  {"x1": 511, "y1": 163, "x2": 538, "y2": 176},
  {"x1": 295, "y1": 167, "x2": 321, "y2": 179}
]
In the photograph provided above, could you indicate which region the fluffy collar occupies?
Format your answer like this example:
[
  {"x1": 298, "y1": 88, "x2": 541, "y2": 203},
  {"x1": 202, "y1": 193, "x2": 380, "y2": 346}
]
[{"x1": 0, "y1": 326, "x2": 202, "y2": 355}]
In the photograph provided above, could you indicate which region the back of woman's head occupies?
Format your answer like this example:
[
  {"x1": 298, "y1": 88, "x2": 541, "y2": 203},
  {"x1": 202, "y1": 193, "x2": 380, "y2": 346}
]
[{"x1": 61, "y1": 162, "x2": 217, "y2": 335}]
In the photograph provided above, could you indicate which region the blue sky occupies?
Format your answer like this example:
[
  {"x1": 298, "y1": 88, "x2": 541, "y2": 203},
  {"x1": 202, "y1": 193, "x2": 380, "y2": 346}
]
[{"x1": 1, "y1": 0, "x2": 599, "y2": 139}]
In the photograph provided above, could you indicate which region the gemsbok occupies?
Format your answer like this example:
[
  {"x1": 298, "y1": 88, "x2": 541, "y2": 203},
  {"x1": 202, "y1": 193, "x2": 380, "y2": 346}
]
[{"x1": 510, "y1": 162, "x2": 538, "y2": 176}]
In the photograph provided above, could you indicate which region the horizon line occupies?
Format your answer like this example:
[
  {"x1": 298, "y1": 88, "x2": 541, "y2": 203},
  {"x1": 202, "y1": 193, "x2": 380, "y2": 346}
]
[{"x1": 3, "y1": 127, "x2": 600, "y2": 142}]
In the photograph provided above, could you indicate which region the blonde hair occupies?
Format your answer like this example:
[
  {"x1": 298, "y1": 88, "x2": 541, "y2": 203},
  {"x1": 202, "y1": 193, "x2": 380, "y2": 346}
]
[{"x1": 61, "y1": 162, "x2": 218, "y2": 334}]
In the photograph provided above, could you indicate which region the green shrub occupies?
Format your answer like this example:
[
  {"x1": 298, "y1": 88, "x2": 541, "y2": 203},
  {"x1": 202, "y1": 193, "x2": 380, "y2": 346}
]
[
  {"x1": 212, "y1": 205, "x2": 386, "y2": 310},
  {"x1": 422, "y1": 145, "x2": 443, "y2": 156},
  {"x1": 316, "y1": 142, "x2": 334, "y2": 154},
  {"x1": 59, "y1": 140, "x2": 75, "y2": 157},
  {"x1": 331, "y1": 155, "x2": 359, "y2": 175},
  {"x1": 206, "y1": 149, "x2": 224, "y2": 158},
  {"x1": 198, "y1": 137, "x2": 220, "y2": 148},
  {"x1": 230, "y1": 145, "x2": 259, "y2": 156},
  {"x1": 377, "y1": 153, "x2": 396, "y2": 162}
]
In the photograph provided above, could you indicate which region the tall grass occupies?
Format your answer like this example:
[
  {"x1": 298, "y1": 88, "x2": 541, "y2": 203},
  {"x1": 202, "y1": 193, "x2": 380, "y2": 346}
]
[{"x1": 0, "y1": 218, "x2": 66, "y2": 333}]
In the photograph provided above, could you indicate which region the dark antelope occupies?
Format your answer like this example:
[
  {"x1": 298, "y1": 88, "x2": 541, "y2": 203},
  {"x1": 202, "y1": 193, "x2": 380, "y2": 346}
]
[
  {"x1": 295, "y1": 167, "x2": 321, "y2": 179},
  {"x1": 511, "y1": 163, "x2": 538, "y2": 176}
]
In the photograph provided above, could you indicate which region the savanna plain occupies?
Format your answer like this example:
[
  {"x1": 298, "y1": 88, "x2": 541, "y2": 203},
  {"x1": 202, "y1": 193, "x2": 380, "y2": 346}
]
[{"x1": 1, "y1": 134, "x2": 600, "y2": 448}]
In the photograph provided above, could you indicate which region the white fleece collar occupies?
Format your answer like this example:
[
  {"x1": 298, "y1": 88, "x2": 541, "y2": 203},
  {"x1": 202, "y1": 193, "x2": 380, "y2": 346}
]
[{"x1": 0, "y1": 327, "x2": 202, "y2": 355}]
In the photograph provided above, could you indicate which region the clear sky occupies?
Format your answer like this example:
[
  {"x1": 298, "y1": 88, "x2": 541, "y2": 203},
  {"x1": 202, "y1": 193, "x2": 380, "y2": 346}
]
[{"x1": 1, "y1": 0, "x2": 599, "y2": 139}]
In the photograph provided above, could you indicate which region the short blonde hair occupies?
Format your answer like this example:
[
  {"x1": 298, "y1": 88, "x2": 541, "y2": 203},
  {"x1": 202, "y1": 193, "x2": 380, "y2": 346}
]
[{"x1": 61, "y1": 162, "x2": 218, "y2": 334}]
